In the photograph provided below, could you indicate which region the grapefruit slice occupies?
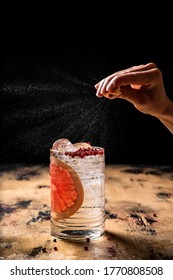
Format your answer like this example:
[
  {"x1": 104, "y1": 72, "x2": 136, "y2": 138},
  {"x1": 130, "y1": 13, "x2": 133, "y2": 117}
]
[{"x1": 50, "y1": 157, "x2": 84, "y2": 220}]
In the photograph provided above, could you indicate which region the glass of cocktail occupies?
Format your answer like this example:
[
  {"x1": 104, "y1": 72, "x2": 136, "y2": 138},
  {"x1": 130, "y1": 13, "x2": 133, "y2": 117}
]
[{"x1": 50, "y1": 138, "x2": 105, "y2": 241}]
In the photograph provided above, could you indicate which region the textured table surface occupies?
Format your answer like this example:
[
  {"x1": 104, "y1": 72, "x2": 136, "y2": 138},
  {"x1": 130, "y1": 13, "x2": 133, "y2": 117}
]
[{"x1": 0, "y1": 163, "x2": 173, "y2": 260}]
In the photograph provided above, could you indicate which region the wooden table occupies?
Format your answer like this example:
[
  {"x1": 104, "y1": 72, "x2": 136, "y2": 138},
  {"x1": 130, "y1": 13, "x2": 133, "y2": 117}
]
[{"x1": 0, "y1": 163, "x2": 173, "y2": 260}]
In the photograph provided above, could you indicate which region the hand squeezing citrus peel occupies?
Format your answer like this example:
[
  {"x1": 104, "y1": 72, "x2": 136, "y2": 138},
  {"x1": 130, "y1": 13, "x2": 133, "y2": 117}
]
[{"x1": 50, "y1": 157, "x2": 84, "y2": 220}]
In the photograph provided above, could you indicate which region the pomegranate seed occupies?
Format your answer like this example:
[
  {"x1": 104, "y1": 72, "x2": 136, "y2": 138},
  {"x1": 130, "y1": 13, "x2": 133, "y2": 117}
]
[
  {"x1": 84, "y1": 246, "x2": 89, "y2": 251},
  {"x1": 63, "y1": 145, "x2": 104, "y2": 158}
]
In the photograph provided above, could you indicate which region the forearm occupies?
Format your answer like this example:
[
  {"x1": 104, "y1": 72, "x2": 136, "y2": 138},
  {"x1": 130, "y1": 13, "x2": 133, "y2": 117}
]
[{"x1": 154, "y1": 100, "x2": 173, "y2": 134}]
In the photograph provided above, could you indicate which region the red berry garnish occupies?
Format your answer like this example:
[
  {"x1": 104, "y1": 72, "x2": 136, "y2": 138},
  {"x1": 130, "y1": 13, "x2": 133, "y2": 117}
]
[
  {"x1": 84, "y1": 246, "x2": 89, "y2": 251},
  {"x1": 66, "y1": 147, "x2": 104, "y2": 158}
]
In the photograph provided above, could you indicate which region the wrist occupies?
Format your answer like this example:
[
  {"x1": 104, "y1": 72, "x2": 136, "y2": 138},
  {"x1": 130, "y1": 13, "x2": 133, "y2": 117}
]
[
  {"x1": 153, "y1": 98, "x2": 173, "y2": 121},
  {"x1": 154, "y1": 98, "x2": 173, "y2": 134}
]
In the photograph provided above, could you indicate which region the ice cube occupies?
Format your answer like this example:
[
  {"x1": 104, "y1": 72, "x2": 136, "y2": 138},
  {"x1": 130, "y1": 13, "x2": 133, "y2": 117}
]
[{"x1": 52, "y1": 138, "x2": 77, "y2": 152}]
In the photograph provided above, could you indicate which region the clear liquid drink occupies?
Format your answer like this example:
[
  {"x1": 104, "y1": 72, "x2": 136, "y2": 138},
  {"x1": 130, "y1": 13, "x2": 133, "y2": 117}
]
[{"x1": 50, "y1": 139, "x2": 105, "y2": 241}]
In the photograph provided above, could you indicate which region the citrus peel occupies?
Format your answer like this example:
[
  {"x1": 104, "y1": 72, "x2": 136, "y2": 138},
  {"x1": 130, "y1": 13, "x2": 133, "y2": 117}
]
[{"x1": 73, "y1": 142, "x2": 92, "y2": 149}]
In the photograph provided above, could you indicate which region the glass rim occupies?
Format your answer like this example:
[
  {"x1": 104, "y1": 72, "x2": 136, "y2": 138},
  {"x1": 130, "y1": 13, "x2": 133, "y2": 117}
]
[{"x1": 50, "y1": 146, "x2": 104, "y2": 153}]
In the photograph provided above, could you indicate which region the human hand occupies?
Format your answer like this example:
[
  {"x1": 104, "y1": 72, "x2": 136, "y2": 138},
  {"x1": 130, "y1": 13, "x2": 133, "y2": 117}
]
[{"x1": 95, "y1": 62, "x2": 171, "y2": 118}]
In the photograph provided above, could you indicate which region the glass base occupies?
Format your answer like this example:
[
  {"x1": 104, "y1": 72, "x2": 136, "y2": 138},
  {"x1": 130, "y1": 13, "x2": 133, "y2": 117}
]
[{"x1": 51, "y1": 222, "x2": 104, "y2": 242}]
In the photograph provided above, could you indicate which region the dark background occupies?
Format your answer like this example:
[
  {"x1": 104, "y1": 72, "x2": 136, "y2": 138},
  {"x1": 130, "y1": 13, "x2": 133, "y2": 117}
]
[{"x1": 1, "y1": 2, "x2": 173, "y2": 165}]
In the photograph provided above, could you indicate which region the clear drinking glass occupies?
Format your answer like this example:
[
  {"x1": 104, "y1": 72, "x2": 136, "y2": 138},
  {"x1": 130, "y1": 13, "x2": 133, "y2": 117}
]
[{"x1": 50, "y1": 139, "x2": 105, "y2": 242}]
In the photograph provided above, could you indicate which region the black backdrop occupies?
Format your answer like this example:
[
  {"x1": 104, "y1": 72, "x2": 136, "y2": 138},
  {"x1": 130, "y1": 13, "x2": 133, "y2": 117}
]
[{"x1": 1, "y1": 2, "x2": 173, "y2": 165}]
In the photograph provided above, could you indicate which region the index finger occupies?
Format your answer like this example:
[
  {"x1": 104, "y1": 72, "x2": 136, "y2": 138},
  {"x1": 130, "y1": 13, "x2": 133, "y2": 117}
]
[
  {"x1": 94, "y1": 62, "x2": 156, "y2": 89},
  {"x1": 106, "y1": 68, "x2": 160, "y2": 92}
]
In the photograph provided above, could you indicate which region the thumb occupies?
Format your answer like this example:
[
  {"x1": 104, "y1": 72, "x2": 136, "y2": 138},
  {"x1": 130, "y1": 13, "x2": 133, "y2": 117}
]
[{"x1": 118, "y1": 86, "x2": 145, "y2": 106}]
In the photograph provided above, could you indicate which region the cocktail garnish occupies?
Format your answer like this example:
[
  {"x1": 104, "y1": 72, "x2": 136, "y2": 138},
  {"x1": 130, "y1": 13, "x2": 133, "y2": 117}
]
[{"x1": 50, "y1": 157, "x2": 84, "y2": 220}]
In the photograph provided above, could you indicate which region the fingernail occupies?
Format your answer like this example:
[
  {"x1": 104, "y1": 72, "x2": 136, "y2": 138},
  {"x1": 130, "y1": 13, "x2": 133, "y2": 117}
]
[{"x1": 96, "y1": 93, "x2": 103, "y2": 98}]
